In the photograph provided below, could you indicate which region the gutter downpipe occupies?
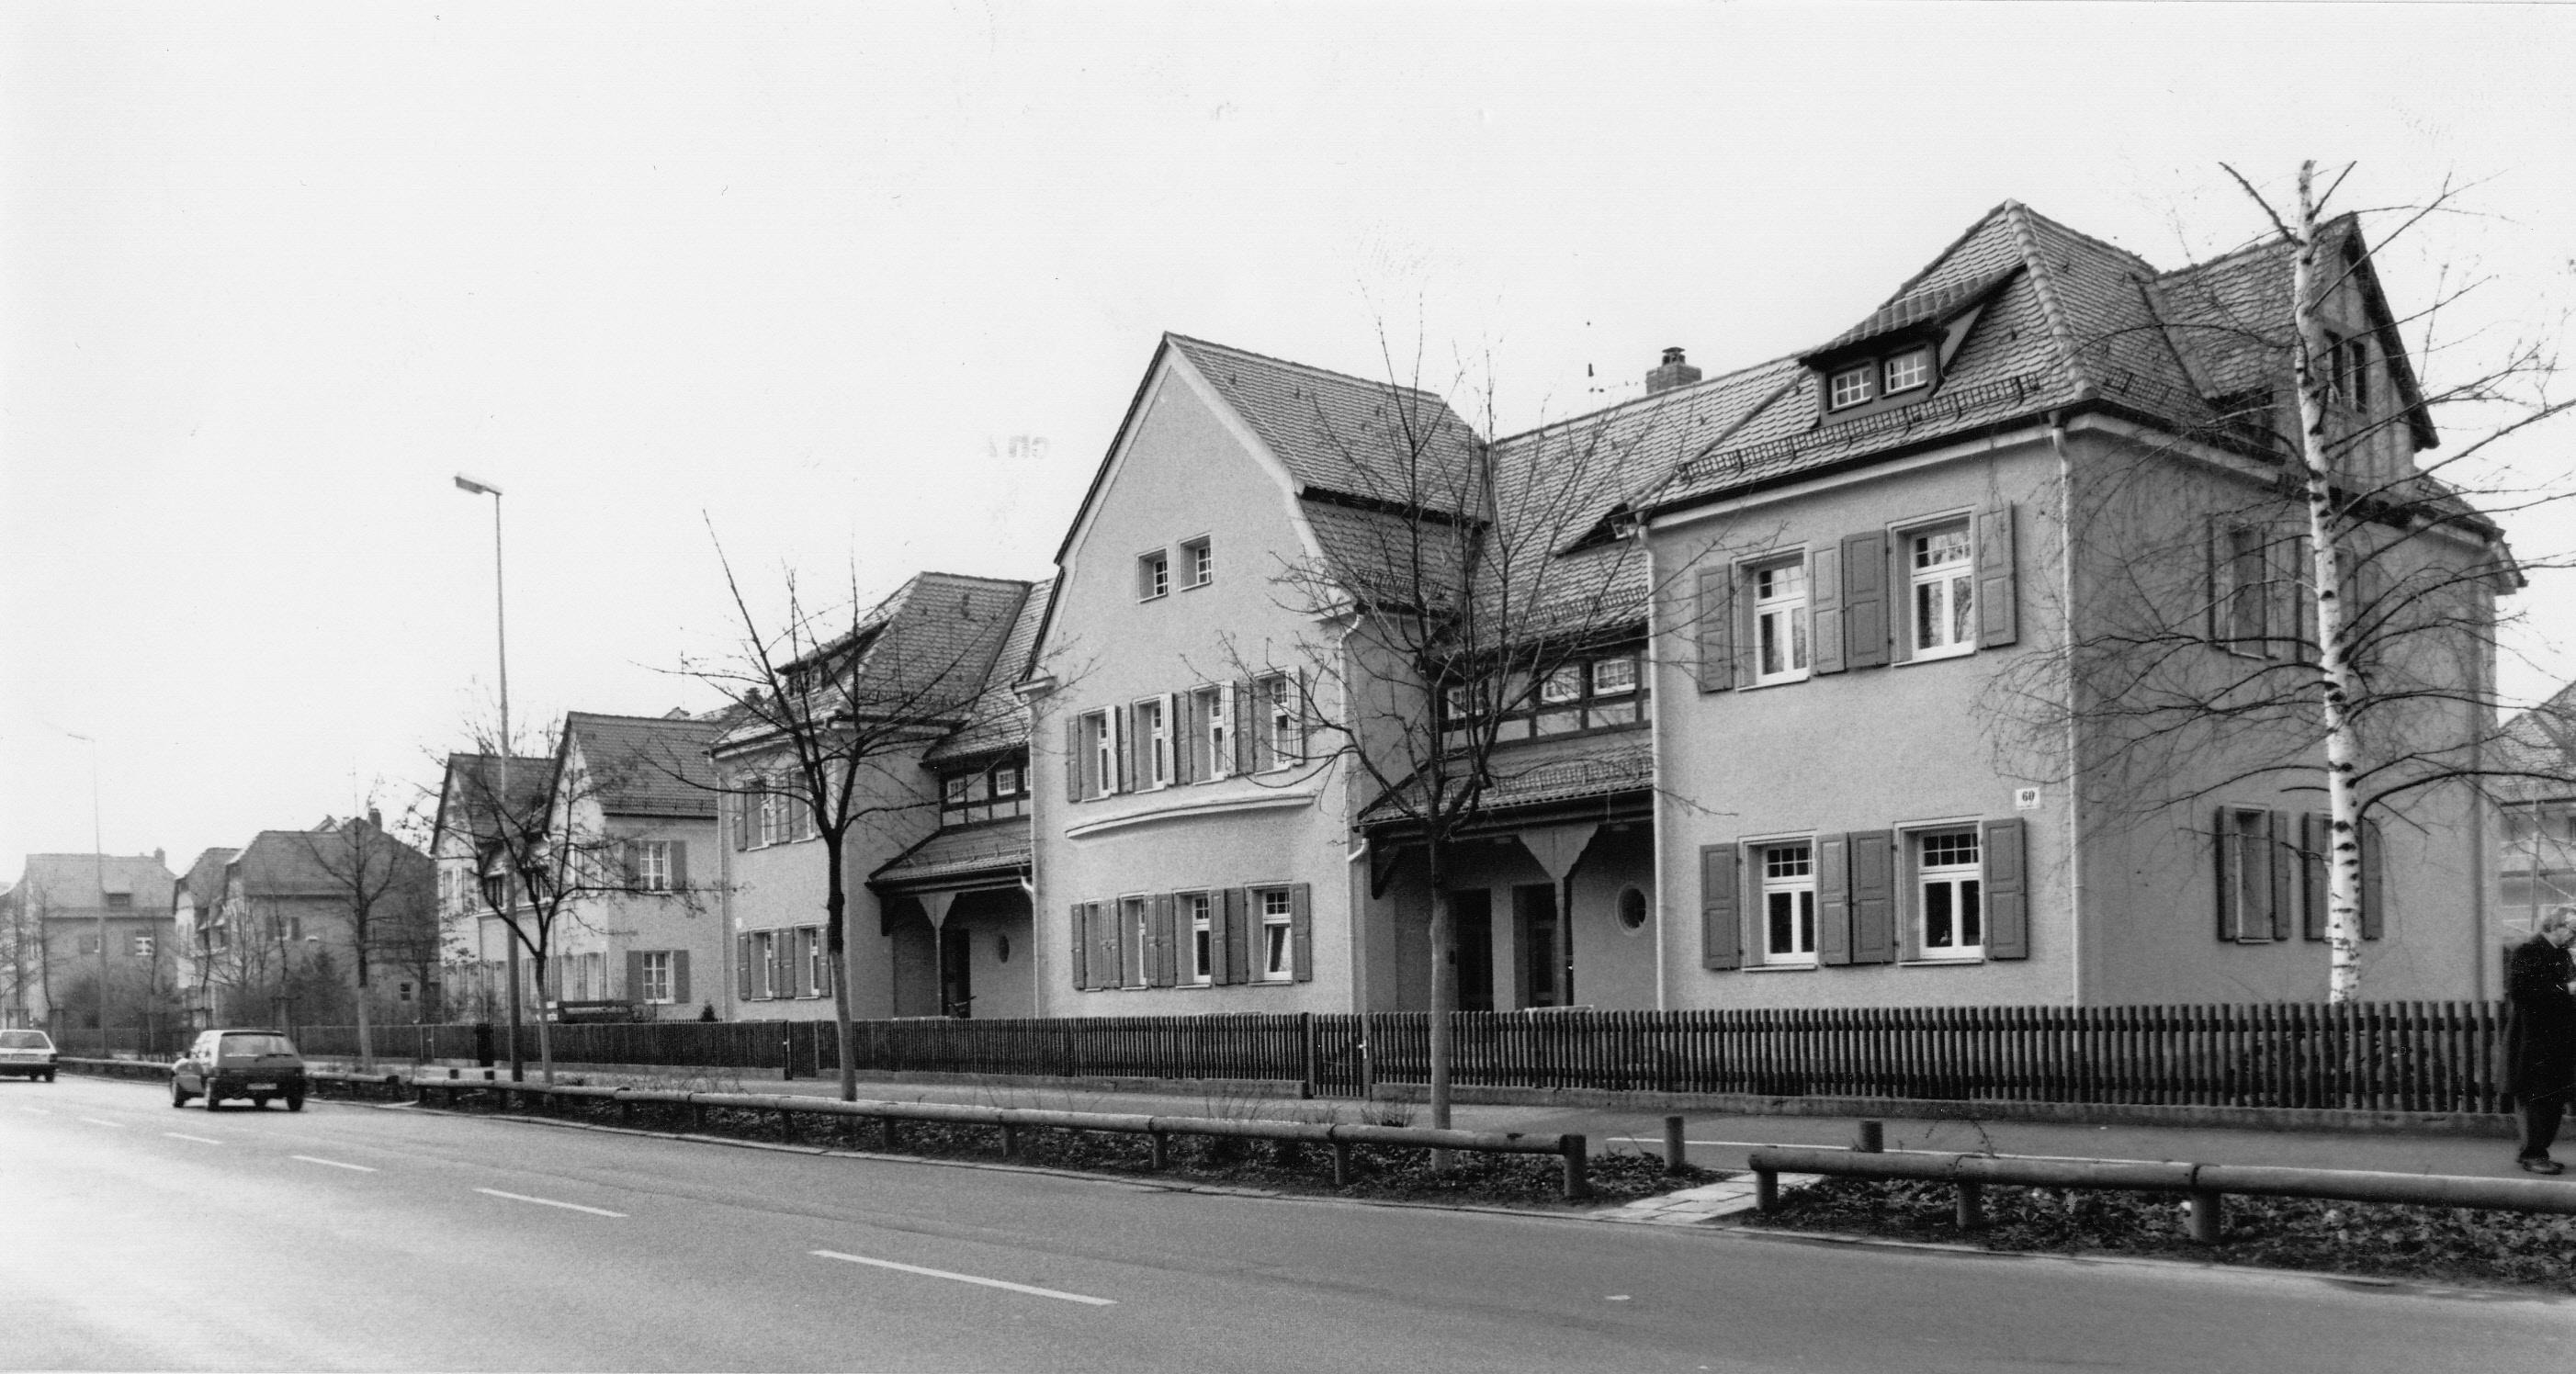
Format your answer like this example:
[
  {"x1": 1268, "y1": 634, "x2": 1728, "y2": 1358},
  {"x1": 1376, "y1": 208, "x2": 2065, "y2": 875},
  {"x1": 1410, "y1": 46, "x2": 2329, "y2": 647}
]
[
  {"x1": 2050, "y1": 411, "x2": 2086, "y2": 1006},
  {"x1": 1623, "y1": 518, "x2": 1670, "y2": 1010}
]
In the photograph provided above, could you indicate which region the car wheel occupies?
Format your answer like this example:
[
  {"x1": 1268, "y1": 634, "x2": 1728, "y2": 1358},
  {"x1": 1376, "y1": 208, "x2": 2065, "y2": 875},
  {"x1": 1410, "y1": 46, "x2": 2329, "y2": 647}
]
[
  {"x1": 40, "y1": 1071, "x2": 52, "y2": 1083},
  {"x1": 170, "y1": 1079, "x2": 189, "y2": 1108},
  {"x1": 286, "y1": 1092, "x2": 305, "y2": 1113},
  {"x1": 203, "y1": 1089, "x2": 222, "y2": 1111}
]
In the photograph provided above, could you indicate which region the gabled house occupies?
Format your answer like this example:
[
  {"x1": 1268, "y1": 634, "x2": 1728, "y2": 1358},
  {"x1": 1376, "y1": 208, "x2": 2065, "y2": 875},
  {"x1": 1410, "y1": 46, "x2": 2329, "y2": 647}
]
[
  {"x1": 171, "y1": 846, "x2": 238, "y2": 1029},
  {"x1": 712, "y1": 571, "x2": 1039, "y2": 1020},
  {"x1": 6, "y1": 852, "x2": 179, "y2": 1033},
  {"x1": 2493, "y1": 682, "x2": 2576, "y2": 933},
  {"x1": 429, "y1": 750, "x2": 549, "y2": 1022},
  {"x1": 207, "y1": 817, "x2": 435, "y2": 1029},
  {"x1": 1025, "y1": 198, "x2": 2507, "y2": 1014}
]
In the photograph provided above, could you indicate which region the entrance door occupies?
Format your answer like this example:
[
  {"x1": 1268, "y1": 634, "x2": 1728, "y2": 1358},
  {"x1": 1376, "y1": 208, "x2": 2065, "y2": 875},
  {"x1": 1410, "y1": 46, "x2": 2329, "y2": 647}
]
[
  {"x1": 938, "y1": 926, "x2": 974, "y2": 1019},
  {"x1": 1449, "y1": 890, "x2": 1494, "y2": 1012},
  {"x1": 1515, "y1": 884, "x2": 1565, "y2": 1008}
]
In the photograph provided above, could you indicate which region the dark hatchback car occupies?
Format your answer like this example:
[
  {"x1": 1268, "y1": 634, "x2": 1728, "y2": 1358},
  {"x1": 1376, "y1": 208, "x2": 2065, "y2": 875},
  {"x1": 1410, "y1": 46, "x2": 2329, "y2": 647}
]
[
  {"x1": 0, "y1": 1029, "x2": 57, "y2": 1081},
  {"x1": 171, "y1": 1030, "x2": 307, "y2": 1110}
]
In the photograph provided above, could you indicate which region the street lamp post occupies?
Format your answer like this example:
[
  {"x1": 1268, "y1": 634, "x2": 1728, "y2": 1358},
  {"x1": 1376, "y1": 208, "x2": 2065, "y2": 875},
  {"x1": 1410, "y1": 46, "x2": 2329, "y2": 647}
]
[{"x1": 454, "y1": 474, "x2": 525, "y2": 1083}]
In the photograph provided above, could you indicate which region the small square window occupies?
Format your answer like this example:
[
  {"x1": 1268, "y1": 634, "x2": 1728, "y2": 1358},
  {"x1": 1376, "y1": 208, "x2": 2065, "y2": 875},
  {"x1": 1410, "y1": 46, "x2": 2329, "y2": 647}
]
[
  {"x1": 1909, "y1": 523, "x2": 1976, "y2": 658},
  {"x1": 1883, "y1": 348, "x2": 1930, "y2": 394},
  {"x1": 1589, "y1": 658, "x2": 1637, "y2": 696},
  {"x1": 1828, "y1": 366, "x2": 1874, "y2": 410},
  {"x1": 1181, "y1": 537, "x2": 1214, "y2": 588},
  {"x1": 1539, "y1": 665, "x2": 1583, "y2": 705},
  {"x1": 1138, "y1": 550, "x2": 1170, "y2": 601}
]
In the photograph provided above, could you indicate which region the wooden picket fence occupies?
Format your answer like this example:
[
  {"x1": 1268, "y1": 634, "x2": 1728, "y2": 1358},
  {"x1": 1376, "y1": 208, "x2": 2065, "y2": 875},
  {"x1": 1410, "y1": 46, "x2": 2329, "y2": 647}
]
[{"x1": 278, "y1": 1000, "x2": 2518, "y2": 1116}]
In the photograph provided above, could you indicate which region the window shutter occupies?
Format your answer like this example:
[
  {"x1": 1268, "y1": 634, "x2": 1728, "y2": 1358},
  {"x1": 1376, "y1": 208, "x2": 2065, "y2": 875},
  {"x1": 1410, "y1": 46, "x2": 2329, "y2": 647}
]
[
  {"x1": 817, "y1": 929, "x2": 834, "y2": 997},
  {"x1": 738, "y1": 935, "x2": 754, "y2": 1001},
  {"x1": 1847, "y1": 830, "x2": 1895, "y2": 964},
  {"x1": 2213, "y1": 806, "x2": 2235, "y2": 940},
  {"x1": 2301, "y1": 812, "x2": 2328, "y2": 941},
  {"x1": 1290, "y1": 883, "x2": 1314, "y2": 983},
  {"x1": 1150, "y1": 893, "x2": 1177, "y2": 987},
  {"x1": 1110, "y1": 707, "x2": 1129, "y2": 794},
  {"x1": 1810, "y1": 546, "x2": 1846, "y2": 675},
  {"x1": 1816, "y1": 833, "x2": 1853, "y2": 966},
  {"x1": 2269, "y1": 809, "x2": 2295, "y2": 941},
  {"x1": 2360, "y1": 817, "x2": 2384, "y2": 940},
  {"x1": 1983, "y1": 818, "x2": 2028, "y2": 960},
  {"x1": 672, "y1": 951, "x2": 691, "y2": 1005},
  {"x1": 1100, "y1": 903, "x2": 1124, "y2": 989},
  {"x1": 1295, "y1": 671, "x2": 1315, "y2": 764},
  {"x1": 1065, "y1": 718, "x2": 1083, "y2": 801},
  {"x1": 1975, "y1": 505, "x2": 2017, "y2": 648},
  {"x1": 619, "y1": 838, "x2": 639, "y2": 886},
  {"x1": 1234, "y1": 681, "x2": 1257, "y2": 774},
  {"x1": 1695, "y1": 567, "x2": 1734, "y2": 693},
  {"x1": 1069, "y1": 903, "x2": 1090, "y2": 990},
  {"x1": 2293, "y1": 535, "x2": 2318, "y2": 662},
  {"x1": 2207, "y1": 520, "x2": 2231, "y2": 647},
  {"x1": 670, "y1": 842, "x2": 688, "y2": 891},
  {"x1": 1158, "y1": 692, "x2": 1178, "y2": 783},
  {"x1": 1699, "y1": 845, "x2": 1741, "y2": 970},
  {"x1": 1841, "y1": 533, "x2": 1888, "y2": 668},
  {"x1": 732, "y1": 790, "x2": 750, "y2": 850},
  {"x1": 801, "y1": 929, "x2": 819, "y2": 997},
  {"x1": 1174, "y1": 693, "x2": 1198, "y2": 784},
  {"x1": 1224, "y1": 888, "x2": 1252, "y2": 985},
  {"x1": 627, "y1": 951, "x2": 644, "y2": 1001}
]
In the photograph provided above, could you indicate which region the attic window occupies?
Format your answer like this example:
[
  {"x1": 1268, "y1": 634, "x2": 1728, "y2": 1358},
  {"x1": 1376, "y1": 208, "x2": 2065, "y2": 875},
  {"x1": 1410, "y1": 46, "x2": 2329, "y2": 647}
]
[
  {"x1": 1883, "y1": 347, "x2": 1930, "y2": 394},
  {"x1": 1828, "y1": 366, "x2": 1874, "y2": 410}
]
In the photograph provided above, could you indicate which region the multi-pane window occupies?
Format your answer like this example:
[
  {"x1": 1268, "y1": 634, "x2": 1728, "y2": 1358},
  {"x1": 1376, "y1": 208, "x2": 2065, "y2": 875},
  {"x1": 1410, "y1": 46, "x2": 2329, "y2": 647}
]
[
  {"x1": 2223, "y1": 525, "x2": 2270, "y2": 652},
  {"x1": 1137, "y1": 697, "x2": 1171, "y2": 787},
  {"x1": 1916, "y1": 831, "x2": 1983, "y2": 958},
  {"x1": 1187, "y1": 892, "x2": 1214, "y2": 985},
  {"x1": 1760, "y1": 843, "x2": 1817, "y2": 964},
  {"x1": 1192, "y1": 684, "x2": 1231, "y2": 780},
  {"x1": 1910, "y1": 524, "x2": 1975, "y2": 656},
  {"x1": 1256, "y1": 888, "x2": 1294, "y2": 981},
  {"x1": 2326, "y1": 331, "x2": 2371, "y2": 412},
  {"x1": 1138, "y1": 550, "x2": 1170, "y2": 600},
  {"x1": 1183, "y1": 537, "x2": 1214, "y2": 588},
  {"x1": 942, "y1": 758, "x2": 1031, "y2": 824},
  {"x1": 105, "y1": 892, "x2": 132, "y2": 910},
  {"x1": 1536, "y1": 664, "x2": 1585, "y2": 735},
  {"x1": 1591, "y1": 657, "x2": 1636, "y2": 697},
  {"x1": 1828, "y1": 366, "x2": 1874, "y2": 410},
  {"x1": 758, "y1": 931, "x2": 781, "y2": 998},
  {"x1": 1122, "y1": 895, "x2": 1152, "y2": 987},
  {"x1": 758, "y1": 782, "x2": 791, "y2": 847},
  {"x1": 1753, "y1": 559, "x2": 1811, "y2": 684},
  {"x1": 637, "y1": 840, "x2": 672, "y2": 892},
  {"x1": 1079, "y1": 709, "x2": 1116, "y2": 799},
  {"x1": 131, "y1": 934, "x2": 154, "y2": 958},
  {"x1": 1260, "y1": 674, "x2": 1297, "y2": 770},
  {"x1": 639, "y1": 951, "x2": 673, "y2": 1003},
  {"x1": 1450, "y1": 650, "x2": 1647, "y2": 740},
  {"x1": 1882, "y1": 347, "x2": 1930, "y2": 394},
  {"x1": 2220, "y1": 808, "x2": 2274, "y2": 943},
  {"x1": 808, "y1": 929, "x2": 831, "y2": 997}
]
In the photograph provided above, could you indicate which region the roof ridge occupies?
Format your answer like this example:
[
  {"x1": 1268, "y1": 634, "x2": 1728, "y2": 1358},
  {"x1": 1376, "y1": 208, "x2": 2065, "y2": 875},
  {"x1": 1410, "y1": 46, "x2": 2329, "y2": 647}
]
[
  {"x1": 2001, "y1": 202, "x2": 2099, "y2": 400},
  {"x1": 1164, "y1": 332, "x2": 1454, "y2": 404},
  {"x1": 1488, "y1": 351, "x2": 1805, "y2": 447},
  {"x1": 2011, "y1": 201, "x2": 2164, "y2": 276},
  {"x1": 565, "y1": 710, "x2": 722, "y2": 727},
  {"x1": 1871, "y1": 200, "x2": 2018, "y2": 310}
]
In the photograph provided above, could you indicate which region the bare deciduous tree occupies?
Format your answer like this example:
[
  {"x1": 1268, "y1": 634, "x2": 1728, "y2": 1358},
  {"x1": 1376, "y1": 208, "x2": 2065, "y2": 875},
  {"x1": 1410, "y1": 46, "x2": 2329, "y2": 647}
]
[{"x1": 291, "y1": 802, "x2": 436, "y2": 1070}]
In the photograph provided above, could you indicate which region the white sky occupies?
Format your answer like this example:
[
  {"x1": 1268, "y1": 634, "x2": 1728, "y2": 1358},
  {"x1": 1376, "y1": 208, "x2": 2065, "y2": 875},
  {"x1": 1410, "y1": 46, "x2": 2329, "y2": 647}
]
[{"x1": 5, "y1": 2, "x2": 2572, "y2": 877}]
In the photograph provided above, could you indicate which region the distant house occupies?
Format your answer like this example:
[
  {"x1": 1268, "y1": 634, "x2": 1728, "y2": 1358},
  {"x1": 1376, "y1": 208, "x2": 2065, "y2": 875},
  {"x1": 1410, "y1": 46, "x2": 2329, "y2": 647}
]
[
  {"x1": 429, "y1": 752, "x2": 549, "y2": 1023},
  {"x1": 2495, "y1": 683, "x2": 2576, "y2": 934},
  {"x1": 206, "y1": 817, "x2": 436, "y2": 1030},
  {"x1": 5, "y1": 852, "x2": 179, "y2": 1033},
  {"x1": 171, "y1": 846, "x2": 239, "y2": 1030}
]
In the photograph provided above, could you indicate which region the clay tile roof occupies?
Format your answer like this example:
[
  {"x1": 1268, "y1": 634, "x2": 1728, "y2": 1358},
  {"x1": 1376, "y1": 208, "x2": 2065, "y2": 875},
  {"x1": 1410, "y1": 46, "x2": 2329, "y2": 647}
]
[
  {"x1": 924, "y1": 579, "x2": 1051, "y2": 764},
  {"x1": 16, "y1": 853, "x2": 177, "y2": 911},
  {"x1": 565, "y1": 712, "x2": 724, "y2": 817},
  {"x1": 1167, "y1": 333, "x2": 1486, "y2": 511},
  {"x1": 869, "y1": 818, "x2": 1033, "y2": 889}
]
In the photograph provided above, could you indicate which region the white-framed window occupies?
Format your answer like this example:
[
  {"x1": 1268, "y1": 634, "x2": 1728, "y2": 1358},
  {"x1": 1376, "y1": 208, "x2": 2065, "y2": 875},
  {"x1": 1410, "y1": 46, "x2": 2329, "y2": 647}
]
[
  {"x1": 1138, "y1": 550, "x2": 1170, "y2": 601},
  {"x1": 1182, "y1": 536, "x2": 1214, "y2": 589},
  {"x1": 1260, "y1": 673, "x2": 1297, "y2": 770},
  {"x1": 639, "y1": 951, "x2": 673, "y2": 1003},
  {"x1": 637, "y1": 839, "x2": 672, "y2": 891},
  {"x1": 1255, "y1": 887, "x2": 1294, "y2": 981},
  {"x1": 1915, "y1": 830, "x2": 1983, "y2": 959},
  {"x1": 1136, "y1": 696, "x2": 1171, "y2": 788},
  {"x1": 1828, "y1": 365, "x2": 1874, "y2": 410},
  {"x1": 1908, "y1": 522, "x2": 1976, "y2": 658},
  {"x1": 943, "y1": 774, "x2": 969, "y2": 808},
  {"x1": 808, "y1": 928, "x2": 830, "y2": 997},
  {"x1": 1537, "y1": 663, "x2": 1585, "y2": 735},
  {"x1": 758, "y1": 781, "x2": 790, "y2": 847},
  {"x1": 2222, "y1": 524, "x2": 2269, "y2": 653},
  {"x1": 131, "y1": 933, "x2": 154, "y2": 958},
  {"x1": 1883, "y1": 346, "x2": 1930, "y2": 394},
  {"x1": 1758, "y1": 842, "x2": 1817, "y2": 965},
  {"x1": 1122, "y1": 895, "x2": 1152, "y2": 988},
  {"x1": 1752, "y1": 558, "x2": 1811, "y2": 684},
  {"x1": 1590, "y1": 657, "x2": 1637, "y2": 697},
  {"x1": 2219, "y1": 807, "x2": 2275, "y2": 943},
  {"x1": 1192, "y1": 684, "x2": 1231, "y2": 781},
  {"x1": 1186, "y1": 891, "x2": 1214, "y2": 985},
  {"x1": 1079, "y1": 709, "x2": 1117, "y2": 799},
  {"x1": 757, "y1": 931, "x2": 781, "y2": 998}
]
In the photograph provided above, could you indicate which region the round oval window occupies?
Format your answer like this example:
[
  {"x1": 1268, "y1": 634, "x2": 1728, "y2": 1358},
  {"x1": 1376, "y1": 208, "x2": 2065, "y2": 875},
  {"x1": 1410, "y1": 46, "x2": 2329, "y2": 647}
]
[
  {"x1": 1618, "y1": 887, "x2": 1648, "y2": 932},
  {"x1": 996, "y1": 934, "x2": 1012, "y2": 963}
]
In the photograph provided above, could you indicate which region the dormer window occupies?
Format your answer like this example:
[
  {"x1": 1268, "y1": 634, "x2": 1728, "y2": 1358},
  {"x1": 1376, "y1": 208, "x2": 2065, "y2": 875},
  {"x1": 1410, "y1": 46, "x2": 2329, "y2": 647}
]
[
  {"x1": 1828, "y1": 366, "x2": 1875, "y2": 411},
  {"x1": 1882, "y1": 347, "x2": 1930, "y2": 394}
]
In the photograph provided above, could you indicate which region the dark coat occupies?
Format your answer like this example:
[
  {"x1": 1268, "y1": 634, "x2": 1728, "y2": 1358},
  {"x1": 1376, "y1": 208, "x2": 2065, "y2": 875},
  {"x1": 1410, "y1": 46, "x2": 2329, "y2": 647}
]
[{"x1": 2503, "y1": 933, "x2": 2576, "y2": 1102}]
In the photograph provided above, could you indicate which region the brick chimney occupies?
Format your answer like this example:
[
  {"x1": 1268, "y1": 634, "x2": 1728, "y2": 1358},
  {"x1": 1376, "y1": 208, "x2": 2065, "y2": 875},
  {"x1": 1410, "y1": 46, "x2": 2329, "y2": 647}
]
[{"x1": 1645, "y1": 346, "x2": 1701, "y2": 396}]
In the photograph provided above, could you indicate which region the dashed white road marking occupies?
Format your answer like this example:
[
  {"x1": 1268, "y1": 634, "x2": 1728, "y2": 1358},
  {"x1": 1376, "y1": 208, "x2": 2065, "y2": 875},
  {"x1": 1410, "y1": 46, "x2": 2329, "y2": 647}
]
[
  {"x1": 475, "y1": 1188, "x2": 624, "y2": 1217},
  {"x1": 292, "y1": 1154, "x2": 377, "y2": 1173},
  {"x1": 165, "y1": 1132, "x2": 222, "y2": 1145},
  {"x1": 811, "y1": 1250, "x2": 1116, "y2": 1307},
  {"x1": 78, "y1": 1116, "x2": 125, "y2": 1128}
]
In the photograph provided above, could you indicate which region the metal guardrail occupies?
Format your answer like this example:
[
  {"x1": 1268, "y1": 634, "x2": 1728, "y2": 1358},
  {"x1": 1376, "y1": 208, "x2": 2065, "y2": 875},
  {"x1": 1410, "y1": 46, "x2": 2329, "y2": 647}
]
[
  {"x1": 58, "y1": 1056, "x2": 404, "y2": 1094},
  {"x1": 1746, "y1": 1143, "x2": 2576, "y2": 1243},
  {"x1": 411, "y1": 1076, "x2": 1593, "y2": 1199}
]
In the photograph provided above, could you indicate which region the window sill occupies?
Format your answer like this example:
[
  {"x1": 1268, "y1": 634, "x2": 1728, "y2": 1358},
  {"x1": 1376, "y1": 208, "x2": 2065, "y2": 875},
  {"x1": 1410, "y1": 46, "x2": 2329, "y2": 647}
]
[
  {"x1": 1743, "y1": 961, "x2": 1817, "y2": 973},
  {"x1": 1745, "y1": 674, "x2": 1812, "y2": 691},
  {"x1": 1899, "y1": 955, "x2": 1984, "y2": 967},
  {"x1": 1893, "y1": 647, "x2": 1975, "y2": 668}
]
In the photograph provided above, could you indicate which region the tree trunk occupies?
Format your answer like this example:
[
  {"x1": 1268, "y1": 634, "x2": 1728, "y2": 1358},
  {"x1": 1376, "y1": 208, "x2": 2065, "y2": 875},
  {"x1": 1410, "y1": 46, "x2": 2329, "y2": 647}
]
[
  {"x1": 1426, "y1": 834, "x2": 1454, "y2": 1168},
  {"x1": 2290, "y1": 161, "x2": 2368, "y2": 1004},
  {"x1": 532, "y1": 948, "x2": 556, "y2": 1084},
  {"x1": 825, "y1": 843, "x2": 857, "y2": 1102},
  {"x1": 353, "y1": 964, "x2": 374, "y2": 1075}
]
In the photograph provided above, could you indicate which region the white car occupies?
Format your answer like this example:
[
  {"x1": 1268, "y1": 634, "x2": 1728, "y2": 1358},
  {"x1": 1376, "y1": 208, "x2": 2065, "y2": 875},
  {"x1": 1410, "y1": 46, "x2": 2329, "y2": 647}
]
[{"x1": 0, "y1": 1030, "x2": 58, "y2": 1082}]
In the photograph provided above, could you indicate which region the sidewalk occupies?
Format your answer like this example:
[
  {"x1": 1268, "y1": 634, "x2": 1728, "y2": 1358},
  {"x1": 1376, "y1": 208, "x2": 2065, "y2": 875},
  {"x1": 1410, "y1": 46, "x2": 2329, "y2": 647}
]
[{"x1": 373, "y1": 1059, "x2": 2542, "y2": 1181}]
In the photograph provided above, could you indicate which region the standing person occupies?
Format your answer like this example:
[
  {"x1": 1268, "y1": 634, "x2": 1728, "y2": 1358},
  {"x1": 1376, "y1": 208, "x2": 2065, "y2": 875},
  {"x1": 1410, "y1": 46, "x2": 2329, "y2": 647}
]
[{"x1": 2503, "y1": 909, "x2": 2576, "y2": 1174}]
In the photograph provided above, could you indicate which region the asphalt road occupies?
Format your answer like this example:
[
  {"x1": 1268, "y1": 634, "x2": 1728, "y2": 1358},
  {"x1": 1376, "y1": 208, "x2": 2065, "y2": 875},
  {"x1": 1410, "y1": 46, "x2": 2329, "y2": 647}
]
[{"x1": 6, "y1": 1074, "x2": 2570, "y2": 1373}]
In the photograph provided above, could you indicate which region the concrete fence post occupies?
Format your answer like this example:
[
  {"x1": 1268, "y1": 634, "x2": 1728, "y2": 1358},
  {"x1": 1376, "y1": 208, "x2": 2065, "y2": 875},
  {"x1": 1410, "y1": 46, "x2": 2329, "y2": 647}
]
[
  {"x1": 1560, "y1": 1135, "x2": 1591, "y2": 1201},
  {"x1": 1955, "y1": 1179, "x2": 1985, "y2": 1230},
  {"x1": 1855, "y1": 1121, "x2": 1884, "y2": 1154},
  {"x1": 877, "y1": 1114, "x2": 898, "y2": 1153},
  {"x1": 1755, "y1": 1167, "x2": 1779, "y2": 1212},
  {"x1": 1332, "y1": 1141, "x2": 1354, "y2": 1187},
  {"x1": 2189, "y1": 1188, "x2": 2225, "y2": 1244},
  {"x1": 1000, "y1": 1122, "x2": 1020, "y2": 1157},
  {"x1": 1149, "y1": 1130, "x2": 1170, "y2": 1171},
  {"x1": 1663, "y1": 1116, "x2": 1688, "y2": 1175}
]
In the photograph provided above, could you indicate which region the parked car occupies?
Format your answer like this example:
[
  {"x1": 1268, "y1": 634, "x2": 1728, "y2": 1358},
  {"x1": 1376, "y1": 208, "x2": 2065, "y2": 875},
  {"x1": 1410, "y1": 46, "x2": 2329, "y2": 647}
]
[
  {"x1": 0, "y1": 1029, "x2": 57, "y2": 1081},
  {"x1": 170, "y1": 1029, "x2": 307, "y2": 1111}
]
